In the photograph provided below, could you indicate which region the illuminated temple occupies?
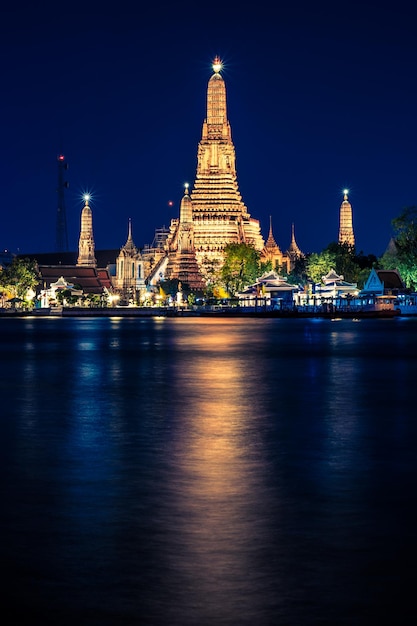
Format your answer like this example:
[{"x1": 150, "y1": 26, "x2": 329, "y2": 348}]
[
  {"x1": 159, "y1": 57, "x2": 265, "y2": 288},
  {"x1": 338, "y1": 190, "x2": 355, "y2": 246}
]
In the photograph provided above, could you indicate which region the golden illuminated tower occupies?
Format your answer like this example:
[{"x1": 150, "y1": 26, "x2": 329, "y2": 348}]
[
  {"x1": 338, "y1": 189, "x2": 355, "y2": 246},
  {"x1": 188, "y1": 57, "x2": 264, "y2": 264},
  {"x1": 77, "y1": 195, "x2": 97, "y2": 267},
  {"x1": 165, "y1": 185, "x2": 206, "y2": 290}
]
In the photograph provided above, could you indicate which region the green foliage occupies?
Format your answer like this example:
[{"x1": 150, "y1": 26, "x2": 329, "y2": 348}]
[
  {"x1": 221, "y1": 243, "x2": 261, "y2": 295},
  {"x1": 391, "y1": 206, "x2": 417, "y2": 256},
  {"x1": 285, "y1": 256, "x2": 308, "y2": 286},
  {"x1": 306, "y1": 242, "x2": 377, "y2": 287},
  {"x1": 198, "y1": 256, "x2": 223, "y2": 296},
  {"x1": 325, "y1": 242, "x2": 357, "y2": 282},
  {"x1": 55, "y1": 289, "x2": 80, "y2": 306},
  {"x1": 305, "y1": 250, "x2": 336, "y2": 284},
  {"x1": 260, "y1": 259, "x2": 272, "y2": 274},
  {"x1": 382, "y1": 206, "x2": 417, "y2": 289},
  {"x1": 0, "y1": 257, "x2": 39, "y2": 298}
]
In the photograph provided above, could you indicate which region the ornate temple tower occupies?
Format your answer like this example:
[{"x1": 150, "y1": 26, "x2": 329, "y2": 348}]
[
  {"x1": 286, "y1": 223, "x2": 304, "y2": 267},
  {"x1": 77, "y1": 195, "x2": 97, "y2": 267},
  {"x1": 338, "y1": 190, "x2": 355, "y2": 246},
  {"x1": 261, "y1": 216, "x2": 290, "y2": 272},
  {"x1": 115, "y1": 219, "x2": 145, "y2": 301},
  {"x1": 164, "y1": 185, "x2": 206, "y2": 290},
  {"x1": 153, "y1": 57, "x2": 266, "y2": 290},
  {"x1": 177, "y1": 57, "x2": 264, "y2": 267}
]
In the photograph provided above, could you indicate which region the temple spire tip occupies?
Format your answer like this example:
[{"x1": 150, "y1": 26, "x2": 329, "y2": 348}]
[{"x1": 212, "y1": 56, "x2": 222, "y2": 73}]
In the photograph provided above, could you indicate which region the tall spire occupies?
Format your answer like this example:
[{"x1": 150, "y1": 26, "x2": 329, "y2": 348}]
[
  {"x1": 152, "y1": 56, "x2": 265, "y2": 288},
  {"x1": 287, "y1": 223, "x2": 303, "y2": 258},
  {"x1": 204, "y1": 56, "x2": 230, "y2": 139},
  {"x1": 77, "y1": 195, "x2": 97, "y2": 267},
  {"x1": 122, "y1": 218, "x2": 137, "y2": 254},
  {"x1": 187, "y1": 56, "x2": 264, "y2": 262},
  {"x1": 179, "y1": 183, "x2": 192, "y2": 225},
  {"x1": 338, "y1": 189, "x2": 355, "y2": 246},
  {"x1": 265, "y1": 215, "x2": 281, "y2": 251}
]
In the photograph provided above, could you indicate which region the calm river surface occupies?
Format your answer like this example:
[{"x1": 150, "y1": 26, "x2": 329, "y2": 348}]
[{"x1": 1, "y1": 316, "x2": 417, "y2": 625}]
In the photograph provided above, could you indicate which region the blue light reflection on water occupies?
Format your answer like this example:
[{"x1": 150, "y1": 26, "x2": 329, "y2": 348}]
[{"x1": 1, "y1": 316, "x2": 417, "y2": 625}]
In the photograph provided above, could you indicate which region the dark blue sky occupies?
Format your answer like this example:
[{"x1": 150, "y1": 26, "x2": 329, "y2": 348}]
[{"x1": 1, "y1": 0, "x2": 416, "y2": 257}]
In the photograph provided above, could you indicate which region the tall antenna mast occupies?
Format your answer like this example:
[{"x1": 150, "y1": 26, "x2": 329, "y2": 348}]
[{"x1": 55, "y1": 153, "x2": 69, "y2": 251}]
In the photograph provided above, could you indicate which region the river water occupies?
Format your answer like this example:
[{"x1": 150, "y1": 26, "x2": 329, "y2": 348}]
[{"x1": 1, "y1": 316, "x2": 417, "y2": 625}]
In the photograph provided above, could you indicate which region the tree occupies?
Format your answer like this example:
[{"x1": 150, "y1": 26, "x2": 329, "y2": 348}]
[
  {"x1": 220, "y1": 243, "x2": 261, "y2": 295},
  {"x1": 354, "y1": 251, "x2": 378, "y2": 288},
  {"x1": 285, "y1": 255, "x2": 308, "y2": 286},
  {"x1": 199, "y1": 256, "x2": 223, "y2": 296},
  {"x1": 0, "y1": 257, "x2": 39, "y2": 299},
  {"x1": 325, "y1": 242, "x2": 359, "y2": 283},
  {"x1": 305, "y1": 250, "x2": 336, "y2": 284},
  {"x1": 305, "y1": 243, "x2": 376, "y2": 287},
  {"x1": 380, "y1": 206, "x2": 417, "y2": 289}
]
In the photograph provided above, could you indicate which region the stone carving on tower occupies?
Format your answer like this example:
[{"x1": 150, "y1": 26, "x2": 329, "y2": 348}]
[
  {"x1": 162, "y1": 57, "x2": 265, "y2": 287},
  {"x1": 115, "y1": 219, "x2": 146, "y2": 303},
  {"x1": 77, "y1": 195, "x2": 97, "y2": 267},
  {"x1": 338, "y1": 189, "x2": 355, "y2": 246}
]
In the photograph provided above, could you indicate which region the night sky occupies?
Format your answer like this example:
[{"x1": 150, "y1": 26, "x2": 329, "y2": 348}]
[{"x1": 1, "y1": 0, "x2": 416, "y2": 258}]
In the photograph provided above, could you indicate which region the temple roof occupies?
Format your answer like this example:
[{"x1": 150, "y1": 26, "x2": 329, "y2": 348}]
[
  {"x1": 375, "y1": 269, "x2": 404, "y2": 289},
  {"x1": 37, "y1": 265, "x2": 113, "y2": 294},
  {"x1": 238, "y1": 271, "x2": 300, "y2": 296},
  {"x1": 361, "y1": 268, "x2": 406, "y2": 295},
  {"x1": 322, "y1": 269, "x2": 344, "y2": 283}
]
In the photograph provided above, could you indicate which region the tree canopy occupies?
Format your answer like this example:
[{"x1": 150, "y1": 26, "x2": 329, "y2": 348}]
[
  {"x1": 380, "y1": 206, "x2": 417, "y2": 289},
  {"x1": 0, "y1": 257, "x2": 39, "y2": 300},
  {"x1": 305, "y1": 250, "x2": 337, "y2": 284},
  {"x1": 220, "y1": 243, "x2": 263, "y2": 295},
  {"x1": 303, "y1": 242, "x2": 377, "y2": 287}
]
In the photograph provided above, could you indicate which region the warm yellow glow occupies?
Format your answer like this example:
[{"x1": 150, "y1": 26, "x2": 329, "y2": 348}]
[
  {"x1": 213, "y1": 285, "x2": 229, "y2": 299},
  {"x1": 212, "y1": 56, "x2": 222, "y2": 73}
]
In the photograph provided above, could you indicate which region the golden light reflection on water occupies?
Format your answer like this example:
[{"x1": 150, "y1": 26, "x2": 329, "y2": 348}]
[{"x1": 161, "y1": 320, "x2": 275, "y2": 620}]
